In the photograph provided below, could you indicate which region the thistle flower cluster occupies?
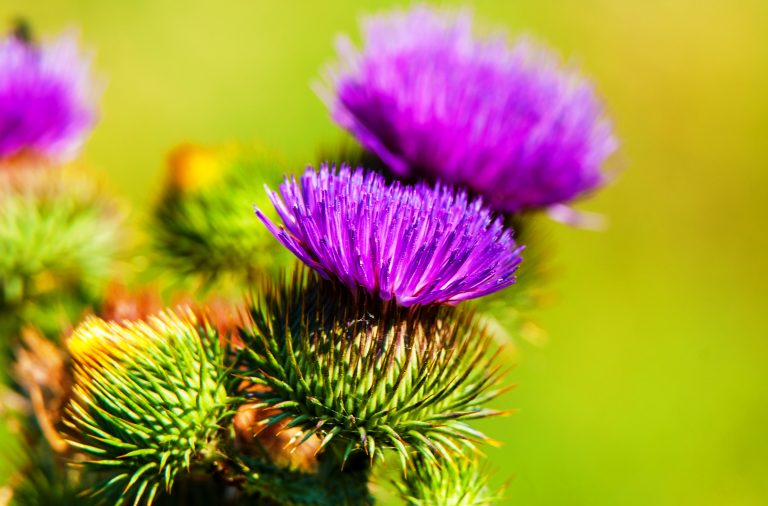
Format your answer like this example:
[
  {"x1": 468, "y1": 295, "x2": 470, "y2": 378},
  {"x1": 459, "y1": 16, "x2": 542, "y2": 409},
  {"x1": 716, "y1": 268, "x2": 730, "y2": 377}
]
[
  {"x1": 1, "y1": 5, "x2": 618, "y2": 506},
  {"x1": 242, "y1": 159, "x2": 521, "y2": 502}
]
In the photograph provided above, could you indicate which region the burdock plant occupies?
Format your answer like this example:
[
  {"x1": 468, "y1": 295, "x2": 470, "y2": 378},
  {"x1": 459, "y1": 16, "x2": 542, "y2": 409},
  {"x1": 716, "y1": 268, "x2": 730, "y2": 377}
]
[{"x1": 1, "y1": 4, "x2": 619, "y2": 505}]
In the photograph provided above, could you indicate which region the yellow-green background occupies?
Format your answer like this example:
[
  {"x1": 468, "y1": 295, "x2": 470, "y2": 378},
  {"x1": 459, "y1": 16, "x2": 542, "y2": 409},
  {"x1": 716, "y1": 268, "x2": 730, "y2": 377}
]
[{"x1": 3, "y1": 0, "x2": 767, "y2": 504}]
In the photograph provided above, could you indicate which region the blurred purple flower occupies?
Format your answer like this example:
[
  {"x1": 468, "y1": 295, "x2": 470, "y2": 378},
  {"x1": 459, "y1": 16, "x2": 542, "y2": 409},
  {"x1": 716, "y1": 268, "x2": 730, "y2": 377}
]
[
  {"x1": 319, "y1": 5, "x2": 617, "y2": 213},
  {"x1": 0, "y1": 30, "x2": 100, "y2": 166},
  {"x1": 255, "y1": 164, "x2": 523, "y2": 307}
]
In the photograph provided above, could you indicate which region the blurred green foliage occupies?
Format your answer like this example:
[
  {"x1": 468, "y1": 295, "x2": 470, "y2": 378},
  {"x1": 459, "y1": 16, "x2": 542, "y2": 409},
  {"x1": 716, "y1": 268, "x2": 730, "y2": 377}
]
[{"x1": 1, "y1": 0, "x2": 766, "y2": 504}]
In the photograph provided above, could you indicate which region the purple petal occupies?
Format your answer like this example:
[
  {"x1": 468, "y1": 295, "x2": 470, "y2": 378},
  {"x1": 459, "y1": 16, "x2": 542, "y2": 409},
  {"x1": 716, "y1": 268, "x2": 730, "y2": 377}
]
[{"x1": 256, "y1": 164, "x2": 524, "y2": 307}]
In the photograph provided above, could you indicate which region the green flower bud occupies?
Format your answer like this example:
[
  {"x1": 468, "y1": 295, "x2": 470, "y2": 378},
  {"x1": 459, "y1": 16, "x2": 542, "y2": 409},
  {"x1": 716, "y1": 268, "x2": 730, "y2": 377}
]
[
  {"x1": 64, "y1": 309, "x2": 230, "y2": 505},
  {"x1": 151, "y1": 144, "x2": 292, "y2": 289},
  {"x1": 0, "y1": 169, "x2": 122, "y2": 337}
]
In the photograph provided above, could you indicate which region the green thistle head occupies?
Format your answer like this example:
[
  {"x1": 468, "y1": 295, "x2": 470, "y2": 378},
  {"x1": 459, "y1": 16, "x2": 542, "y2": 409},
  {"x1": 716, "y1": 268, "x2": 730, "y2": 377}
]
[
  {"x1": 394, "y1": 456, "x2": 501, "y2": 506},
  {"x1": 64, "y1": 309, "x2": 231, "y2": 505},
  {"x1": 0, "y1": 169, "x2": 123, "y2": 337},
  {"x1": 237, "y1": 270, "x2": 510, "y2": 469},
  {"x1": 150, "y1": 143, "x2": 292, "y2": 290}
]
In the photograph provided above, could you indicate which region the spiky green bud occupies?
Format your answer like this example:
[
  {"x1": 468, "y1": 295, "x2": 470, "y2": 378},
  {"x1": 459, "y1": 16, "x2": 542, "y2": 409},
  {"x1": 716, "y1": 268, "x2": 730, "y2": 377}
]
[
  {"x1": 238, "y1": 270, "x2": 510, "y2": 470},
  {"x1": 0, "y1": 169, "x2": 122, "y2": 338},
  {"x1": 394, "y1": 456, "x2": 501, "y2": 506},
  {"x1": 150, "y1": 144, "x2": 292, "y2": 289},
  {"x1": 64, "y1": 309, "x2": 231, "y2": 505}
]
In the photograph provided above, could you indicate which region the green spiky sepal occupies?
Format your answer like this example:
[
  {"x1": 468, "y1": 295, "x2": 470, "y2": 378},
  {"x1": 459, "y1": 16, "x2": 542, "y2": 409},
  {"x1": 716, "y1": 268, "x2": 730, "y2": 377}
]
[
  {"x1": 237, "y1": 269, "x2": 512, "y2": 472},
  {"x1": 63, "y1": 309, "x2": 233, "y2": 505}
]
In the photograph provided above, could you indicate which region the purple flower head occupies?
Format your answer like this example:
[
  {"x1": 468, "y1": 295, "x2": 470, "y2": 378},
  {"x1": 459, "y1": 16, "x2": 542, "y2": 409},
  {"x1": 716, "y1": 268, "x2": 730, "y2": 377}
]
[
  {"x1": 319, "y1": 5, "x2": 618, "y2": 213},
  {"x1": 255, "y1": 164, "x2": 524, "y2": 307},
  {"x1": 0, "y1": 30, "x2": 100, "y2": 166}
]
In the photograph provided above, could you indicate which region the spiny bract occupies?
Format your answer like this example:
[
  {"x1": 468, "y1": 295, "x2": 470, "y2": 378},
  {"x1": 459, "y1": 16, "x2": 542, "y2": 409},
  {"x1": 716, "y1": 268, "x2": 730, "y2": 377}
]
[
  {"x1": 237, "y1": 269, "x2": 511, "y2": 470},
  {"x1": 64, "y1": 309, "x2": 230, "y2": 506}
]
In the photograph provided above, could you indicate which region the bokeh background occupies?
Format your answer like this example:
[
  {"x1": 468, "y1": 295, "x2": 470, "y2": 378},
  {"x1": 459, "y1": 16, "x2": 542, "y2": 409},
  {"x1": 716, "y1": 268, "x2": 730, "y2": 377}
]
[{"x1": 2, "y1": 0, "x2": 767, "y2": 504}]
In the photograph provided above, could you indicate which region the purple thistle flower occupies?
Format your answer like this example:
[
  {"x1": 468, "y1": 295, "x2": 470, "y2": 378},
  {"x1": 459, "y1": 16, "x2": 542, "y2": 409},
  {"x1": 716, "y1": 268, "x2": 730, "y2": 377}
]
[
  {"x1": 0, "y1": 30, "x2": 100, "y2": 166},
  {"x1": 319, "y1": 5, "x2": 618, "y2": 214},
  {"x1": 255, "y1": 164, "x2": 524, "y2": 307}
]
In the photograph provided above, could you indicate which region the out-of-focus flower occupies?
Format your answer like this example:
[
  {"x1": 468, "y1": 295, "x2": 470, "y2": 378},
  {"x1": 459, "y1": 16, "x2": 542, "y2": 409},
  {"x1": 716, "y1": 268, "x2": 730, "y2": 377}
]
[
  {"x1": 320, "y1": 5, "x2": 617, "y2": 213},
  {"x1": 0, "y1": 29, "x2": 100, "y2": 168},
  {"x1": 167, "y1": 143, "x2": 228, "y2": 193},
  {"x1": 255, "y1": 165, "x2": 523, "y2": 307},
  {"x1": 152, "y1": 143, "x2": 292, "y2": 288},
  {"x1": 0, "y1": 169, "x2": 122, "y2": 338},
  {"x1": 98, "y1": 283, "x2": 164, "y2": 324}
]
